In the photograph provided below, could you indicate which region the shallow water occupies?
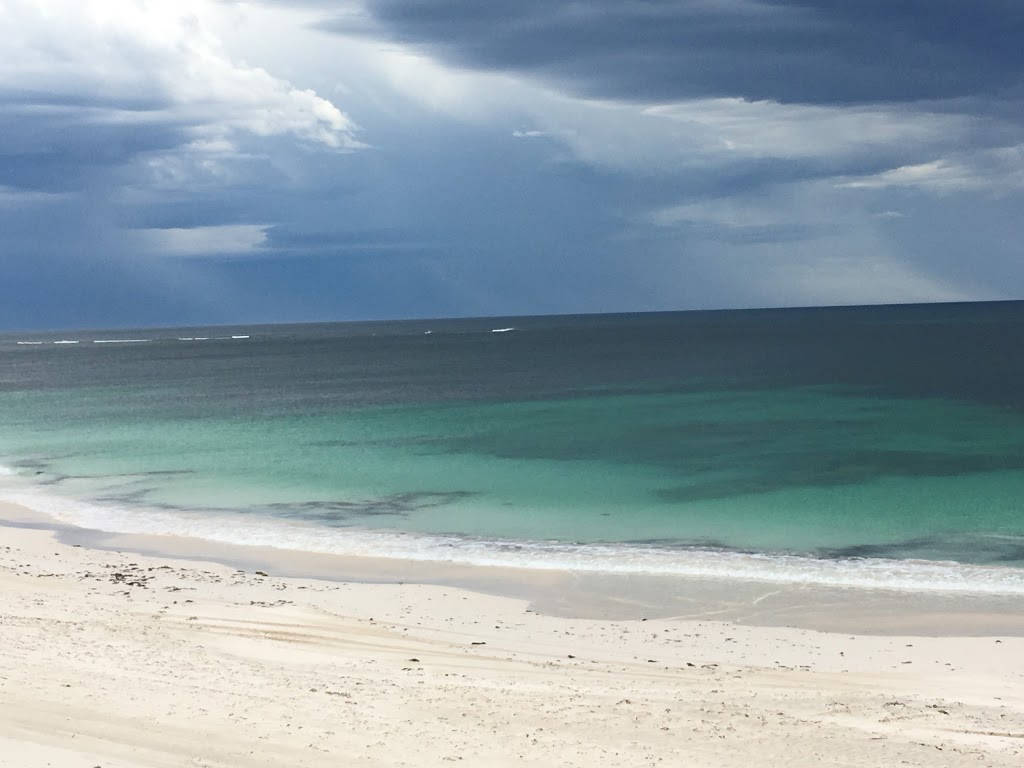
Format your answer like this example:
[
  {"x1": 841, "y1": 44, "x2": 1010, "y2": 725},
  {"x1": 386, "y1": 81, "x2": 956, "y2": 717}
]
[{"x1": 2, "y1": 302, "x2": 1024, "y2": 592}]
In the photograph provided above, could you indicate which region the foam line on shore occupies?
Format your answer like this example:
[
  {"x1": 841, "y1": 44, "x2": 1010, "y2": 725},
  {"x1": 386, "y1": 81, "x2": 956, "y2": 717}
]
[{"x1": 4, "y1": 488, "x2": 1024, "y2": 597}]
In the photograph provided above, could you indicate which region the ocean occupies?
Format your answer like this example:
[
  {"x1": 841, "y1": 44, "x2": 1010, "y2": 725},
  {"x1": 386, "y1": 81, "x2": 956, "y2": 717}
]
[{"x1": 2, "y1": 302, "x2": 1024, "y2": 594}]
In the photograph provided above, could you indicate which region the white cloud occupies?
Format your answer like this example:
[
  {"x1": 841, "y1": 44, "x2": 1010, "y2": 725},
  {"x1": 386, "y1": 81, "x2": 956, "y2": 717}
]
[
  {"x1": 487, "y1": 93, "x2": 980, "y2": 177},
  {"x1": 0, "y1": 0, "x2": 360, "y2": 152},
  {"x1": 643, "y1": 99, "x2": 968, "y2": 161},
  {"x1": 650, "y1": 198, "x2": 791, "y2": 230},
  {"x1": 840, "y1": 159, "x2": 982, "y2": 191},
  {"x1": 645, "y1": 180, "x2": 848, "y2": 245},
  {"x1": 837, "y1": 145, "x2": 1024, "y2": 193},
  {"x1": 204, "y1": 3, "x2": 982, "y2": 177},
  {"x1": 136, "y1": 224, "x2": 269, "y2": 257}
]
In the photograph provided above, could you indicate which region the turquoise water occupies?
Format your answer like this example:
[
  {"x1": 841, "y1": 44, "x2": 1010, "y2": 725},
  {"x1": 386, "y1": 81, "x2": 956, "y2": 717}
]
[{"x1": 1, "y1": 305, "x2": 1024, "y2": 592}]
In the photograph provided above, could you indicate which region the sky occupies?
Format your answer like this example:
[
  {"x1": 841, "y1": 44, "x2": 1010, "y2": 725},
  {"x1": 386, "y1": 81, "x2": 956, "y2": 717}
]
[{"x1": 1, "y1": 0, "x2": 1023, "y2": 329}]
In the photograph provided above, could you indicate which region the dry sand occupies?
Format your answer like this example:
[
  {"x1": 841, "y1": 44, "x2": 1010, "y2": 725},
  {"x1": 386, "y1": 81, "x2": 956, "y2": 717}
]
[{"x1": 2, "y1": 504, "x2": 1023, "y2": 767}]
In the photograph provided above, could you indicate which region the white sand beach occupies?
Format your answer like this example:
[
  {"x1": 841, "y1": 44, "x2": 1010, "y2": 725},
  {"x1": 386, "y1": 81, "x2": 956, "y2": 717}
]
[{"x1": 2, "y1": 502, "x2": 1023, "y2": 768}]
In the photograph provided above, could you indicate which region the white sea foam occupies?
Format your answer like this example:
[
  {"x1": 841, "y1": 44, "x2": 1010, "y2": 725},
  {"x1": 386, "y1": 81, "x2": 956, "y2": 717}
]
[
  {"x1": 53, "y1": 340, "x2": 79, "y2": 345},
  {"x1": 491, "y1": 328, "x2": 515, "y2": 333},
  {"x1": 15, "y1": 341, "x2": 43, "y2": 345},
  {"x1": 231, "y1": 335, "x2": 250, "y2": 340},
  {"x1": 4, "y1": 488, "x2": 1024, "y2": 597},
  {"x1": 93, "y1": 339, "x2": 149, "y2": 344}
]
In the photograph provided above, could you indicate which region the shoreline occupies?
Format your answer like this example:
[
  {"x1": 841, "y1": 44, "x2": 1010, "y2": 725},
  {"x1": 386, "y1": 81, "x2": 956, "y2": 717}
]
[
  {"x1": 5, "y1": 500, "x2": 1024, "y2": 637},
  {"x1": 5, "y1": 477, "x2": 1024, "y2": 600},
  {"x1": 3, "y1": 505, "x2": 1024, "y2": 766}
]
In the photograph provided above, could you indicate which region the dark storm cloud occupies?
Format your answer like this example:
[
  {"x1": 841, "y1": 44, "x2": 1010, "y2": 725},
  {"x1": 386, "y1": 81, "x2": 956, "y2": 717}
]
[
  {"x1": 4, "y1": 1, "x2": 1020, "y2": 329},
  {"x1": 0, "y1": 88, "x2": 170, "y2": 113},
  {"x1": 317, "y1": 0, "x2": 1024, "y2": 105},
  {"x1": 0, "y1": 101, "x2": 188, "y2": 192}
]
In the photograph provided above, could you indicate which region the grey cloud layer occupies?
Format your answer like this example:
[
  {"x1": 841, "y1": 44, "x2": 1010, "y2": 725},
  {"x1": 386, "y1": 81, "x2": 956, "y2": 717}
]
[
  {"x1": 3, "y1": 1, "x2": 1022, "y2": 329},
  {"x1": 0, "y1": 106, "x2": 187, "y2": 193},
  {"x1": 320, "y1": 0, "x2": 1024, "y2": 106}
]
